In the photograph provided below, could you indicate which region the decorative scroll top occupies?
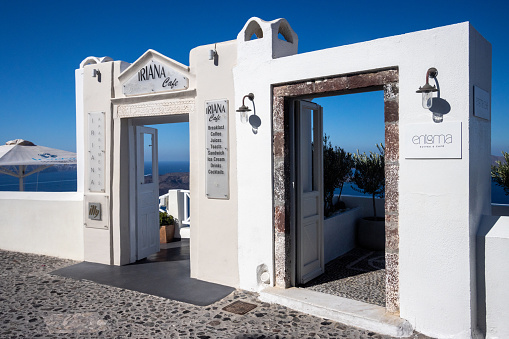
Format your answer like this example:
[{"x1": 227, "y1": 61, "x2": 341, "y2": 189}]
[{"x1": 117, "y1": 99, "x2": 195, "y2": 118}]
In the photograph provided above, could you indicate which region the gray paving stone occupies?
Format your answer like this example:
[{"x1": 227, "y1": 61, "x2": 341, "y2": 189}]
[{"x1": 0, "y1": 250, "x2": 433, "y2": 338}]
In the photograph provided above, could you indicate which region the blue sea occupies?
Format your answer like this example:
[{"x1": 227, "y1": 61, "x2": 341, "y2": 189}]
[
  {"x1": 0, "y1": 161, "x2": 190, "y2": 193},
  {"x1": 1, "y1": 161, "x2": 508, "y2": 204},
  {"x1": 144, "y1": 160, "x2": 189, "y2": 176},
  {"x1": 336, "y1": 182, "x2": 509, "y2": 204}
]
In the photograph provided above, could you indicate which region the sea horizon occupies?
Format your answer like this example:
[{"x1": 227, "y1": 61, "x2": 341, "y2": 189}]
[{"x1": 1, "y1": 160, "x2": 508, "y2": 204}]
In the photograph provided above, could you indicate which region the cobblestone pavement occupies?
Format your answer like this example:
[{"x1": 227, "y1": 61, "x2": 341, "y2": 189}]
[
  {"x1": 0, "y1": 250, "x2": 433, "y2": 338},
  {"x1": 303, "y1": 249, "x2": 386, "y2": 307}
]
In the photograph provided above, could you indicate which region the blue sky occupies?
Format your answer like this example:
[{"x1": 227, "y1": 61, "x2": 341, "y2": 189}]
[{"x1": 1, "y1": 0, "x2": 508, "y2": 160}]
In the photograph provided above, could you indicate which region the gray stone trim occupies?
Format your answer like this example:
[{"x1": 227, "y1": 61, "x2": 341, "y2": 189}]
[{"x1": 272, "y1": 69, "x2": 400, "y2": 313}]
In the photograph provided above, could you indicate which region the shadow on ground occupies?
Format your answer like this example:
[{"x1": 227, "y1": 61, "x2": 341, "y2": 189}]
[{"x1": 51, "y1": 239, "x2": 234, "y2": 306}]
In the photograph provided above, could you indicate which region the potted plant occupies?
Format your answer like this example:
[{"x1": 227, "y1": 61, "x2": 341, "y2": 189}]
[
  {"x1": 159, "y1": 212, "x2": 175, "y2": 243},
  {"x1": 323, "y1": 134, "x2": 354, "y2": 218},
  {"x1": 352, "y1": 143, "x2": 385, "y2": 250}
]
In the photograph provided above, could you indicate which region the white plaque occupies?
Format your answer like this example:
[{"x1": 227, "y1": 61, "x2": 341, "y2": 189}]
[
  {"x1": 123, "y1": 59, "x2": 189, "y2": 96},
  {"x1": 84, "y1": 196, "x2": 109, "y2": 230},
  {"x1": 474, "y1": 86, "x2": 490, "y2": 120},
  {"x1": 205, "y1": 99, "x2": 229, "y2": 199},
  {"x1": 88, "y1": 112, "x2": 105, "y2": 192},
  {"x1": 404, "y1": 121, "x2": 462, "y2": 159}
]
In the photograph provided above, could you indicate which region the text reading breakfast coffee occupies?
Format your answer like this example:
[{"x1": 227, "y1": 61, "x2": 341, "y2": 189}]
[{"x1": 205, "y1": 99, "x2": 229, "y2": 199}]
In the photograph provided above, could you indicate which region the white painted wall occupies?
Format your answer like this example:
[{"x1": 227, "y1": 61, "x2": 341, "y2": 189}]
[
  {"x1": 323, "y1": 207, "x2": 358, "y2": 263},
  {"x1": 79, "y1": 60, "x2": 116, "y2": 265},
  {"x1": 478, "y1": 215, "x2": 509, "y2": 338},
  {"x1": 324, "y1": 195, "x2": 385, "y2": 263},
  {"x1": 75, "y1": 69, "x2": 85, "y2": 193},
  {"x1": 233, "y1": 19, "x2": 490, "y2": 338},
  {"x1": 0, "y1": 192, "x2": 84, "y2": 260},
  {"x1": 188, "y1": 40, "x2": 240, "y2": 287}
]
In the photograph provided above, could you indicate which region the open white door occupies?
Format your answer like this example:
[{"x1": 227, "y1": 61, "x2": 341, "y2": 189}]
[
  {"x1": 296, "y1": 100, "x2": 324, "y2": 284},
  {"x1": 136, "y1": 126, "x2": 160, "y2": 260}
]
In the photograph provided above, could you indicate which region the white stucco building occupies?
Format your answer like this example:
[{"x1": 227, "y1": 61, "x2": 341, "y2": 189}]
[{"x1": 2, "y1": 18, "x2": 509, "y2": 338}]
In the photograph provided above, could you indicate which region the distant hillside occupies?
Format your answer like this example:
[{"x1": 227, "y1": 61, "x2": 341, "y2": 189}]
[
  {"x1": 158, "y1": 172, "x2": 189, "y2": 196},
  {"x1": 491, "y1": 155, "x2": 506, "y2": 166}
]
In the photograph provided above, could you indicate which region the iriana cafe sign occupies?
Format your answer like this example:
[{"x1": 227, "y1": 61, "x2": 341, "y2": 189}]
[
  {"x1": 404, "y1": 121, "x2": 462, "y2": 159},
  {"x1": 205, "y1": 99, "x2": 229, "y2": 199},
  {"x1": 123, "y1": 60, "x2": 189, "y2": 96}
]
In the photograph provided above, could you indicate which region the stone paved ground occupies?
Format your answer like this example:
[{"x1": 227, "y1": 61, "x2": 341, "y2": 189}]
[
  {"x1": 0, "y1": 250, "x2": 433, "y2": 338},
  {"x1": 303, "y1": 249, "x2": 386, "y2": 307}
]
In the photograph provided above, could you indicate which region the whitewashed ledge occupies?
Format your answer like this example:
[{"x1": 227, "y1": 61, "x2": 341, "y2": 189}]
[
  {"x1": 0, "y1": 191, "x2": 83, "y2": 201},
  {"x1": 260, "y1": 287, "x2": 413, "y2": 338}
]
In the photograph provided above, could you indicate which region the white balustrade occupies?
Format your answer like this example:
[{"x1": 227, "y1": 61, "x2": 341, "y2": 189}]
[
  {"x1": 181, "y1": 190, "x2": 190, "y2": 226},
  {"x1": 158, "y1": 189, "x2": 190, "y2": 228}
]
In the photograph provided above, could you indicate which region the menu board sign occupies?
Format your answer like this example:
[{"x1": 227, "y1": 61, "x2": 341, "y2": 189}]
[{"x1": 205, "y1": 99, "x2": 229, "y2": 199}]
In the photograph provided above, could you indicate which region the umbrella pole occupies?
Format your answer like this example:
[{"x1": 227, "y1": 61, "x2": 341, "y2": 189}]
[{"x1": 19, "y1": 165, "x2": 24, "y2": 191}]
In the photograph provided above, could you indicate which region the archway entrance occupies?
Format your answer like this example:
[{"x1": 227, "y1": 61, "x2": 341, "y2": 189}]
[{"x1": 272, "y1": 68, "x2": 400, "y2": 312}]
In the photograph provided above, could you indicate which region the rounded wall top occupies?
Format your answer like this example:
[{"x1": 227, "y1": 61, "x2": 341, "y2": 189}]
[
  {"x1": 238, "y1": 17, "x2": 297, "y2": 44},
  {"x1": 79, "y1": 56, "x2": 113, "y2": 69},
  {"x1": 237, "y1": 17, "x2": 299, "y2": 61}
]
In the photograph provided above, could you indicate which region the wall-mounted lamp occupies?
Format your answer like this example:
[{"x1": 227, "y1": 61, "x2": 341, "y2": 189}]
[
  {"x1": 209, "y1": 49, "x2": 217, "y2": 60},
  {"x1": 416, "y1": 67, "x2": 438, "y2": 109},
  {"x1": 209, "y1": 44, "x2": 218, "y2": 66},
  {"x1": 236, "y1": 93, "x2": 255, "y2": 124},
  {"x1": 92, "y1": 69, "x2": 101, "y2": 82}
]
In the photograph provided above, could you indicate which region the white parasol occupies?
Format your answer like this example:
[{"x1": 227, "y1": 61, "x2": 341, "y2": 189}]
[{"x1": 0, "y1": 139, "x2": 77, "y2": 191}]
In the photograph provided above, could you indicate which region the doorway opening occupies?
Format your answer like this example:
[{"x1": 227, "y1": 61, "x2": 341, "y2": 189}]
[
  {"x1": 272, "y1": 69, "x2": 400, "y2": 313},
  {"x1": 128, "y1": 116, "x2": 191, "y2": 265},
  {"x1": 299, "y1": 91, "x2": 386, "y2": 307}
]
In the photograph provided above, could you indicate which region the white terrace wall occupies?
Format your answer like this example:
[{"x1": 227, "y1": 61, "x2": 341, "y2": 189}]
[
  {"x1": 0, "y1": 192, "x2": 84, "y2": 260},
  {"x1": 233, "y1": 20, "x2": 491, "y2": 338},
  {"x1": 478, "y1": 215, "x2": 509, "y2": 338}
]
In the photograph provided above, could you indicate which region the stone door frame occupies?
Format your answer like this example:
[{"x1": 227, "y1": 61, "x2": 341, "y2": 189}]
[{"x1": 272, "y1": 68, "x2": 400, "y2": 312}]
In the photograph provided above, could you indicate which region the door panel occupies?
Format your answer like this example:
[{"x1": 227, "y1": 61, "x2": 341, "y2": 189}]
[
  {"x1": 136, "y1": 126, "x2": 159, "y2": 260},
  {"x1": 296, "y1": 101, "x2": 324, "y2": 284}
]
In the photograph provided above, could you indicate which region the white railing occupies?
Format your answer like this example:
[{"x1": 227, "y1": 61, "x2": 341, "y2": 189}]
[
  {"x1": 158, "y1": 189, "x2": 190, "y2": 227},
  {"x1": 181, "y1": 190, "x2": 190, "y2": 226},
  {"x1": 159, "y1": 192, "x2": 170, "y2": 213}
]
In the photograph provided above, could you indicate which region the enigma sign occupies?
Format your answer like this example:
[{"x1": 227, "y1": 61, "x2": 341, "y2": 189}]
[
  {"x1": 405, "y1": 121, "x2": 462, "y2": 159},
  {"x1": 412, "y1": 133, "x2": 453, "y2": 146},
  {"x1": 123, "y1": 59, "x2": 189, "y2": 96}
]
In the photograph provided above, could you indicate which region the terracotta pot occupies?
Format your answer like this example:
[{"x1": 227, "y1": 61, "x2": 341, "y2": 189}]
[
  {"x1": 160, "y1": 224, "x2": 175, "y2": 243},
  {"x1": 356, "y1": 217, "x2": 385, "y2": 251}
]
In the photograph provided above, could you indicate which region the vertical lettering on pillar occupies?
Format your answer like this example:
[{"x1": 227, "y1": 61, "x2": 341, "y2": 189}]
[{"x1": 88, "y1": 112, "x2": 106, "y2": 192}]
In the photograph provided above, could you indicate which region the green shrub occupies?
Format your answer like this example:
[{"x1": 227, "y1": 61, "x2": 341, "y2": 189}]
[
  {"x1": 323, "y1": 134, "x2": 354, "y2": 218},
  {"x1": 352, "y1": 144, "x2": 385, "y2": 218},
  {"x1": 492, "y1": 151, "x2": 509, "y2": 195},
  {"x1": 159, "y1": 212, "x2": 175, "y2": 226}
]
